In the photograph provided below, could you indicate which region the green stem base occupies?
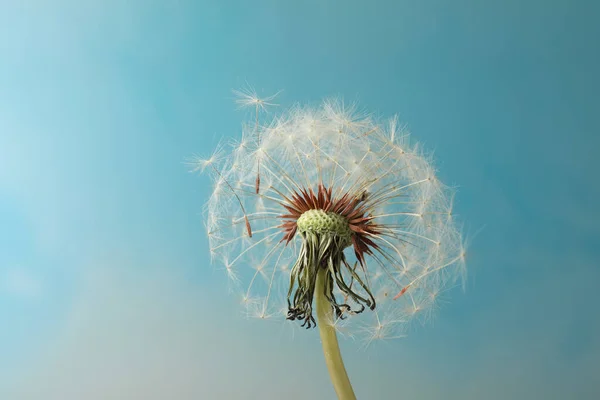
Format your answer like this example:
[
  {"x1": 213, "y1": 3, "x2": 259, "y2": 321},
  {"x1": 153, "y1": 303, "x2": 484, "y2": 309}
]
[{"x1": 315, "y1": 268, "x2": 357, "y2": 400}]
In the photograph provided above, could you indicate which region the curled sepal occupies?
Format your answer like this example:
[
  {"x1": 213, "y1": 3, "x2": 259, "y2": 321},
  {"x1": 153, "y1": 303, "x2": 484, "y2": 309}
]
[{"x1": 286, "y1": 231, "x2": 376, "y2": 328}]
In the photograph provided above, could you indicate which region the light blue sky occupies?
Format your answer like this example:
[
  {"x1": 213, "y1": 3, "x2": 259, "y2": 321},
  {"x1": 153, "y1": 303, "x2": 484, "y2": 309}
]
[{"x1": 1, "y1": 1, "x2": 598, "y2": 399}]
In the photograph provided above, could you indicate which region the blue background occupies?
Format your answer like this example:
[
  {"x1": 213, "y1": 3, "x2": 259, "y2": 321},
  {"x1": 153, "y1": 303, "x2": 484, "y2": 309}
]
[{"x1": 1, "y1": 1, "x2": 598, "y2": 399}]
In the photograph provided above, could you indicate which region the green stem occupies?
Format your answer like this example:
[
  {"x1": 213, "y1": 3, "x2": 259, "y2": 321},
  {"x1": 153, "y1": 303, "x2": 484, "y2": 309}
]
[{"x1": 315, "y1": 268, "x2": 357, "y2": 400}]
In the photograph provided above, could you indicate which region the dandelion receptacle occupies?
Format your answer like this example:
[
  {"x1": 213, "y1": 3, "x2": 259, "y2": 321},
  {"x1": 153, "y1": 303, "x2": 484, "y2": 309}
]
[{"x1": 195, "y1": 88, "x2": 467, "y2": 399}]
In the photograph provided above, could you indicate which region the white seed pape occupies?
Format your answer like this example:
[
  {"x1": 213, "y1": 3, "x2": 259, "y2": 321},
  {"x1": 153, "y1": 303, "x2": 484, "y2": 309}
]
[{"x1": 202, "y1": 97, "x2": 466, "y2": 346}]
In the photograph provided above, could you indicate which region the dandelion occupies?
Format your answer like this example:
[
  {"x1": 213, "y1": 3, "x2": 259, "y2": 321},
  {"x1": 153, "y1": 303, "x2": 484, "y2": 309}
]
[{"x1": 196, "y1": 90, "x2": 467, "y2": 399}]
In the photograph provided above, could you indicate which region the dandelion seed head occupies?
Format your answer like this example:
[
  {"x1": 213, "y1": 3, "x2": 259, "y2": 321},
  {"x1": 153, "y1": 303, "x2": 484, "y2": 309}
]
[{"x1": 203, "y1": 96, "x2": 466, "y2": 342}]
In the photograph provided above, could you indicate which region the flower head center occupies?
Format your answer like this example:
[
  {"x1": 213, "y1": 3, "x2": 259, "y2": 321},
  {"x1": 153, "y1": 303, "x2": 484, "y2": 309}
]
[{"x1": 296, "y1": 209, "x2": 352, "y2": 248}]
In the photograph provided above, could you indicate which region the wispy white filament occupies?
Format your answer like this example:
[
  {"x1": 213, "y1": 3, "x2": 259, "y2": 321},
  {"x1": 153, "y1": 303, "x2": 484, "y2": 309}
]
[{"x1": 198, "y1": 95, "x2": 467, "y2": 345}]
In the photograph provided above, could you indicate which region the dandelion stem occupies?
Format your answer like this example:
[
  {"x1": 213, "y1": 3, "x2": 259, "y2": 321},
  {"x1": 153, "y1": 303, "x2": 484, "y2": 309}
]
[{"x1": 315, "y1": 268, "x2": 357, "y2": 400}]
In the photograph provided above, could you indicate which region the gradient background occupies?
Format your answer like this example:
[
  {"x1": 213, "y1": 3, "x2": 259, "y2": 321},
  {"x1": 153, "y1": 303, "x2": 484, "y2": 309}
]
[{"x1": 1, "y1": 1, "x2": 599, "y2": 399}]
